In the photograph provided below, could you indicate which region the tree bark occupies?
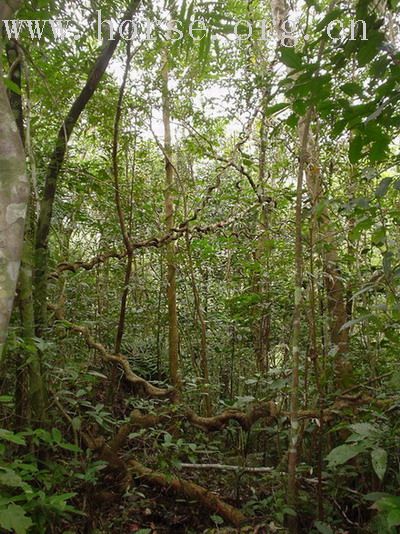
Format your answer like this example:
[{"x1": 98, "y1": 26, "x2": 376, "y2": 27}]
[
  {"x1": 112, "y1": 41, "x2": 134, "y2": 356},
  {"x1": 5, "y1": 38, "x2": 46, "y2": 425},
  {"x1": 286, "y1": 110, "x2": 312, "y2": 534},
  {"x1": 252, "y1": 103, "x2": 271, "y2": 374},
  {"x1": 128, "y1": 459, "x2": 247, "y2": 527},
  {"x1": 0, "y1": 0, "x2": 21, "y2": 20},
  {"x1": 5, "y1": 39, "x2": 24, "y2": 145},
  {"x1": 18, "y1": 228, "x2": 46, "y2": 424},
  {"x1": 185, "y1": 232, "x2": 211, "y2": 416},
  {"x1": 5, "y1": 38, "x2": 28, "y2": 427},
  {"x1": 270, "y1": 0, "x2": 351, "y2": 390},
  {"x1": 0, "y1": 14, "x2": 29, "y2": 358},
  {"x1": 161, "y1": 48, "x2": 180, "y2": 390}
]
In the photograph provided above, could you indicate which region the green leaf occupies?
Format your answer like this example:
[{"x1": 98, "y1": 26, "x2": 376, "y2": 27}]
[
  {"x1": 0, "y1": 429, "x2": 26, "y2": 446},
  {"x1": 364, "y1": 492, "x2": 391, "y2": 502},
  {"x1": 211, "y1": 514, "x2": 224, "y2": 525},
  {"x1": 349, "y1": 217, "x2": 374, "y2": 241},
  {"x1": 350, "y1": 423, "x2": 379, "y2": 437},
  {"x1": 0, "y1": 468, "x2": 23, "y2": 488},
  {"x1": 376, "y1": 495, "x2": 400, "y2": 511},
  {"x1": 349, "y1": 135, "x2": 364, "y2": 163},
  {"x1": 339, "y1": 314, "x2": 372, "y2": 331},
  {"x1": 370, "y1": 56, "x2": 390, "y2": 77},
  {"x1": 51, "y1": 428, "x2": 62, "y2": 443},
  {"x1": 34, "y1": 428, "x2": 52, "y2": 444},
  {"x1": 283, "y1": 506, "x2": 297, "y2": 517},
  {"x1": 340, "y1": 82, "x2": 362, "y2": 97},
  {"x1": 244, "y1": 378, "x2": 258, "y2": 385},
  {"x1": 59, "y1": 442, "x2": 81, "y2": 452},
  {"x1": 370, "y1": 137, "x2": 390, "y2": 163},
  {"x1": 0, "y1": 504, "x2": 33, "y2": 534},
  {"x1": 371, "y1": 448, "x2": 387, "y2": 481},
  {"x1": 388, "y1": 509, "x2": 400, "y2": 528},
  {"x1": 265, "y1": 102, "x2": 289, "y2": 116},
  {"x1": 315, "y1": 9, "x2": 343, "y2": 32},
  {"x1": 71, "y1": 417, "x2": 81, "y2": 431},
  {"x1": 3, "y1": 77, "x2": 22, "y2": 95},
  {"x1": 316, "y1": 98, "x2": 336, "y2": 116},
  {"x1": 357, "y1": 31, "x2": 384, "y2": 67},
  {"x1": 372, "y1": 226, "x2": 385, "y2": 246},
  {"x1": 375, "y1": 177, "x2": 392, "y2": 198},
  {"x1": 314, "y1": 520, "x2": 333, "y2": 534},
  {"x1": 279, "y1": 48, "x2": 303, "y2": 70},
  {"x1": 293, "y1": 99, "x2": 307, "y2": 115},
  {"x1": 326, "y1": 443, "x2": 365, "y2": 467},
  {"x1": 86, "y1": 370, "x2": 108, "y2": 379},
  {"x1": 332, "y1": 119, "x2": 347, "y2": 137},
  {"x1": 48, "y1": 492, "x2": 77, "y2": 510}
]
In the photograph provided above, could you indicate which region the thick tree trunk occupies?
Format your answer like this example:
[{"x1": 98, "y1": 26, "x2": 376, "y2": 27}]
[
  {"x1": 5, "y1": 38, "x2": 46, "y2": 424},
  {"x1": 0, "y1": 0, "x2": 21, "y2": 21},
  {"x1": 0, "y1": 25, "x2": 29, "y2": 358},
  {"x1": 5, "y1": 38, "x2": 28, "y2": 427}
]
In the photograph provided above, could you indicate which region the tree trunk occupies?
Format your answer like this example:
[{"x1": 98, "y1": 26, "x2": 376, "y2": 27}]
[
  {"x1": 18, "y1": 227, "x2": 46, "y2": 425},
  {"x1": 185, "y1": 231, "x2": 211, "y2": 416},
  {"x1": 108, "y1": 41, "x2": 134, "y2": 402},
  {"x1": 6, "y1": 38, "x2": 46, "y2": 425},
  {"x1": 0, "y1": 24, "x2": 29, "y2": 358},
  {"x1": 161, "y1": 48, "x2": 180, "y2": 390},
  {"x1": 112, "y1": 41, "x2": 133, "y2": 355},
  {"x1": 252, "y1": 105, "x2": 271, "y2": 374},
  {"x1": 271, "y1": 0, "x2": 351, "y2": 389},
  {"x1": 286, "y1": 110, "x2": 312, "y2": 534}
]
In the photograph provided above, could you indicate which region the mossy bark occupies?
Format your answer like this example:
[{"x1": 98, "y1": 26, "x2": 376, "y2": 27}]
[
  {"x1": 0, "y1": 54, "x2": 28, "y2": 359},
  {"x1": 5, "y1": 37, "x2": 46, "y2": 425}
]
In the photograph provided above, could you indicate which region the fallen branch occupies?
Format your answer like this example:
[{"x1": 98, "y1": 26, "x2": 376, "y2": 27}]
[
  {"x1": 128, "y1": 459, "x2": 247, "y2": 527},
  {"x1": 75, "y1": 418, "x2": 247, "y2": 527},
  {"x1": 179, "y1": 463, "x2": 275, "y2": 473}
]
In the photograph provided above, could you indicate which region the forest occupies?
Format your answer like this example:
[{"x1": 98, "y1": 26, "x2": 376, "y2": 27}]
[{"x1": 0, "y1": 0, "x2": 400, "y2": 532}]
